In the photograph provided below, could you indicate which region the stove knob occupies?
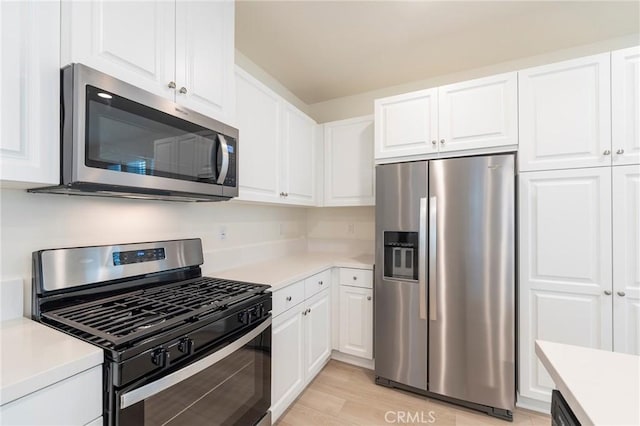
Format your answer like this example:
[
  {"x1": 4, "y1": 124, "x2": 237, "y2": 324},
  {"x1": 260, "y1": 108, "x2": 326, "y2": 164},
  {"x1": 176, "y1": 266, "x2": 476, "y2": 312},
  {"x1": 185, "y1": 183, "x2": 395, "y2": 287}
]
[
  {"x1": 178, "y1": 338, "x2": 194, "y2": 354},
  {"x1": 238, "y1": 310, "x2": 248, "y2": 324},
  {"x1": 151, "y1": 348, "x2": 168, "y2": 367}
]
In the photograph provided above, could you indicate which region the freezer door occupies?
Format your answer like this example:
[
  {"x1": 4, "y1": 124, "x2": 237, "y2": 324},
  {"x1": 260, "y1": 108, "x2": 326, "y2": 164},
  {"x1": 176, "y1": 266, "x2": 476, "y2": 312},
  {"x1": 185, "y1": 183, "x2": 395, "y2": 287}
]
[
  {"x1": 374, "y1": 162, "x2": 429, "y2": 390},
  {"x1": 428, "y1": 154, "x2": 515, "y2": 411}
]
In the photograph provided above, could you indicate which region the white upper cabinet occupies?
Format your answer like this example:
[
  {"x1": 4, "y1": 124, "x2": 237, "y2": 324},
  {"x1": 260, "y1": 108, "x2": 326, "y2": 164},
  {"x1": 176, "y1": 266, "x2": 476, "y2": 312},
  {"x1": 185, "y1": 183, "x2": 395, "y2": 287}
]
[
  {"x1": 518, "y1": 53, "x2": 612, "y2": 172},
  {"x1": 612, "y1": 46, "x2": 640, "y2": 166},
  {"x1": 374, "y1": 88, "x2": 438, "y2": 159},
  {"x1": 438, "y1": 72, "x2": 518, "y2": 153},
  {"x1": 281, "y1": 103, "x2": 316, "y2": 206},
  {"x1": 235, "y1": 68, "x2": 281, "y2": 203},
  {"x1": 323, "y1": 116, "x2": 375, "y2": 206},
  {"x1": 613, "y1": 165, "x2": 640, "y2": 355},
  {"x1": 1, "y1": 0, "x2": 60, "y2": 186},
  {"x1": 235, "y1": 67, "x2": 317, "y2": 206},
  {"x1": 61, "y1": 0, "x2": 235, "y2": 123},
  {"x1": 175, "y1": 0, "x2": 234, "y2": 123},
  {"x1": 374, "y1": 72, "x2": 517, "y2": 161}
]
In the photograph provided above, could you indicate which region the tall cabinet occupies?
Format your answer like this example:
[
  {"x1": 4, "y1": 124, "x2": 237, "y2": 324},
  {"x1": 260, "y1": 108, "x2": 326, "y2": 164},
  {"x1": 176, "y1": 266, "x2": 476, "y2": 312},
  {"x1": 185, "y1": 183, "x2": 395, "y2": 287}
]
[{"x1": 518, "y1": 47, "x2": 640, "y2": 407}]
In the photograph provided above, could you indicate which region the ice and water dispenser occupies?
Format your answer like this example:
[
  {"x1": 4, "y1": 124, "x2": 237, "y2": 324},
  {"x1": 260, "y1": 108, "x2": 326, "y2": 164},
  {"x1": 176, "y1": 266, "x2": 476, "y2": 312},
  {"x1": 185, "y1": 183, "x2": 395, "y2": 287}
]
[{"x1": 383, "y1": 232, "x2": 418, "y2": 281}]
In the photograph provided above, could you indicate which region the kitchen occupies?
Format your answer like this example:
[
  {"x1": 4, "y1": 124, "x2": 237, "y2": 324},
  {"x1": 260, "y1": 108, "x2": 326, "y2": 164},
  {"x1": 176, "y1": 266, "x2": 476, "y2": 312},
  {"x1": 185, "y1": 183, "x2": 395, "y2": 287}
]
[{"x1": 1, "y1": 1, "x2": 639, "y2": 425}]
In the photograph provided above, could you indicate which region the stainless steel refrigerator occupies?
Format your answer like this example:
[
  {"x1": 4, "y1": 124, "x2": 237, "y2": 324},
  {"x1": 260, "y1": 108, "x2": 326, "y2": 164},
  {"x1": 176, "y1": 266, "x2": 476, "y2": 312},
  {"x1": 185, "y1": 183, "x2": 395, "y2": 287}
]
[{"x1": 374, "y1": 154, "x2": 515, "y2": 420}]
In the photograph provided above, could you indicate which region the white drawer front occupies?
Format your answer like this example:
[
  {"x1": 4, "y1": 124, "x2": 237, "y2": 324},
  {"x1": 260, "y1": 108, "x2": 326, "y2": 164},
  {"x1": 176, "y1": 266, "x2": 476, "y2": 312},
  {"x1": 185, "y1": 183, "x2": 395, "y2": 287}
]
[
  {"x1": 0, "y1": 366, "x2": 102, "y2": 426},
  {"x1": 304, "y1": 269, "x2": 332, "y2": 298},
  {"x1": 339, "y1": 268, "x2": 373, "y2": 289},
  {"x1": 272, "y1": 280, "x2": 305, "y2": 317}
]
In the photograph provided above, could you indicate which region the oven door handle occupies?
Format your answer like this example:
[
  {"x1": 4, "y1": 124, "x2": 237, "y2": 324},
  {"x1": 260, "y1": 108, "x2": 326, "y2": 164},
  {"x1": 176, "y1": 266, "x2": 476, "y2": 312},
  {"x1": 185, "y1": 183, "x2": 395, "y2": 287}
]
[{"x1": 120, "y1": 317, "x2": 271, "y2": 409}]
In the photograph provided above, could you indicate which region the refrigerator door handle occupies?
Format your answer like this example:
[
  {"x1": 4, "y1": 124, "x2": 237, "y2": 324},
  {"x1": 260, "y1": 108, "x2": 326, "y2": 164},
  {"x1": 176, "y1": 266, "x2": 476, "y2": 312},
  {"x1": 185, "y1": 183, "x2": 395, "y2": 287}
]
[
  {"x1": 418, "y1": 197, "x2": 427, "y2": 320},
  {"x1": 429, "y1": 196, "x2": 437, "y2": 321}
]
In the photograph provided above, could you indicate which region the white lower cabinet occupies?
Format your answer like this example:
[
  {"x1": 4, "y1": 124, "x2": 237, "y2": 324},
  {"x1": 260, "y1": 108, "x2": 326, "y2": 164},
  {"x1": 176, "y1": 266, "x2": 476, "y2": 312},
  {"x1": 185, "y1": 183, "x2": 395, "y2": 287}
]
[
  {"x1": 339, "y1": 286, "x2": 373, "y2": 360},
  {"x1": 271, "y1": 271, "x2": 331, "y2": 422},
  {"x1": 519, "y1": 165, "x2": 640, "y2": 405},
  {"x1": 0, "y1": 366, "x2": 102, "y2": 425}
]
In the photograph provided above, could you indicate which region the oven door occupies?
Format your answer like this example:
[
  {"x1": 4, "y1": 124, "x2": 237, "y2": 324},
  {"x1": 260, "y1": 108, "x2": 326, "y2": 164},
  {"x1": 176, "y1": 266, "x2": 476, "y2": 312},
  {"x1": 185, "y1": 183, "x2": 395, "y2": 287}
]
[{"x1": 116, "y1": 318, "x2": 271, "y2": 426}]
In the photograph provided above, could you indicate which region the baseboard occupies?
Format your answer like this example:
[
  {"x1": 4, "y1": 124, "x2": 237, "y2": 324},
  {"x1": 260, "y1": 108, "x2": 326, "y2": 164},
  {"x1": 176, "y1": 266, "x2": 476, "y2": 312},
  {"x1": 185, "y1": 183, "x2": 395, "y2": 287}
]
[
  {"x1": 331, "y1": 350, "x2": 374, "y2": 370},
  {"x1": 516, "y1": 393, "x2": 551, "y2": 415}
]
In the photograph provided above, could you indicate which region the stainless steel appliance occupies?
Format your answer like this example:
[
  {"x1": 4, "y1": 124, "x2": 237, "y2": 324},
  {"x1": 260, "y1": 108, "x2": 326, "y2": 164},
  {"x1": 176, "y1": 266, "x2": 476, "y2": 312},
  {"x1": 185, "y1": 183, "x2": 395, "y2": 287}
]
[
  {"x1": 30, "y1": 64, "x2": 238, "y2": 202},
  {"x1": 374, "y1": 154, "x2": 515, "y2": 420},
  {"x1": 32, "y1": 239, "x2": 271, "y2": 426}
]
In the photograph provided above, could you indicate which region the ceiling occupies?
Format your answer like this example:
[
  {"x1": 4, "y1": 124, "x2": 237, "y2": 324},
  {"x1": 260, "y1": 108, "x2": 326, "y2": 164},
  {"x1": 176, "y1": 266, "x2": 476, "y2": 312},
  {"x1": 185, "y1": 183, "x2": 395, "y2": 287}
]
[{"x1": 235, "y1": 1, "x2": 640, "y2": 105}]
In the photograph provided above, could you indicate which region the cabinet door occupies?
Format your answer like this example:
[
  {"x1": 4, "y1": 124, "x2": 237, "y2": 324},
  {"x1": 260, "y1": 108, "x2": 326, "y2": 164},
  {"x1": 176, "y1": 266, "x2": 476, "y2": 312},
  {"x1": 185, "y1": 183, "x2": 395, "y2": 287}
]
[
  {"x1": 175, "y1": 0, "x2": 234, "y2": 123},
  {"x1": 438, "y1": 72, "x2": 517, "y2": 153},
  {"x1": 235, "y1": 68, "x2": 281, "y2": 203},
  {"x1": 613, "y1": 165, "x2": 640, "y2": 355},
  {"x1": 271, "y1": 305, "x2": 305, "y2": 422},
  {"x1": 339, "y1": 286, "x2": 373, "y2": 360},
  {"x1": 62, "y1": 1, "x2": 175, "y2": 99},
  {"x1": 374, "y1": 89, "x2": 438, "y2": 159},
  {"x1": 1, "y1": 0, "x2": 59, "y2": 186},
  {"x1": 281, "y1": 103, "x2": 316, "y2": 205},
  {"x1": 519, "y1": 168, "x2": 613, "y2": 402},
  {"x1": 518, "y1": 54, "x2": 611, "y2": 171},
  {"x1": 324, "y1": 116, "x2": 375, "y2": 206},
  {"x1": 304, "y1": 290, "x2": 331, "y2": 381},
  {"x1": 612, "y1": 46, "x2": 640, "y2": 166}
]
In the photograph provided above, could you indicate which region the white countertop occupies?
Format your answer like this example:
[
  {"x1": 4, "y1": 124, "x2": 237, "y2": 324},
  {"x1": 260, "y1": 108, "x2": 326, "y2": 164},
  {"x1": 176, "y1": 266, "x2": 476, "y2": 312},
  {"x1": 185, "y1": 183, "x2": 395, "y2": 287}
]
[
  {"x1": 0, "y1": 317, "x2": 103, "y2": 406},
  {"x1": 535, "y1": 340, "x2": 640, "y2": 426},
  {"x1": 213, "y1": 252, "x2": 374, "y2": 291}
]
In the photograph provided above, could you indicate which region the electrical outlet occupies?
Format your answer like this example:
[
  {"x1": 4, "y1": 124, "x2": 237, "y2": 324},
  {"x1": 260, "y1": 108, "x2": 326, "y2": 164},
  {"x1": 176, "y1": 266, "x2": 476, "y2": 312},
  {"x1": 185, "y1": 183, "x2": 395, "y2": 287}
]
[
  {"x1": 347, "y1": 223, "x2": 355, "y2": 234},
  {"x1": 219, "y1": 226, "x2": 227, "y2": 241}
]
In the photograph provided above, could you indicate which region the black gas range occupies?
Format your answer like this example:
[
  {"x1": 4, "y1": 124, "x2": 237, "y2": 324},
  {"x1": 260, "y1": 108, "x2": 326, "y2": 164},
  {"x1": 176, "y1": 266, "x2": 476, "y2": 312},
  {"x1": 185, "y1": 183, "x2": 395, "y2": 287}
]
[{"x1": 32, "y1": 238, "x2": 272, "y2": 426}]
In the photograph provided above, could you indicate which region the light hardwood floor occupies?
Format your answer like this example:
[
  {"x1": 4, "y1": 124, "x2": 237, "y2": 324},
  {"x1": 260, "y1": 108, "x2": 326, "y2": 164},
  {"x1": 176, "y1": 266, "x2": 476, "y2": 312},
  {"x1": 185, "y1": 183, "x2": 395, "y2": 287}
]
[{"x1": 276, "y1": 360, "x2": 550, "y2": 426}]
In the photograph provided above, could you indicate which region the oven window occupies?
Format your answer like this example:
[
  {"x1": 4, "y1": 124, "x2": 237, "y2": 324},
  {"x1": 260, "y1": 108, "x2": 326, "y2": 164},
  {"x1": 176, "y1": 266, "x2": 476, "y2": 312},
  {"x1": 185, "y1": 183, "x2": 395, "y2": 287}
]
[
  {"x1": 119, "y1": 326, "x2": 271, "y2": 426},
  {"x1": 85, "y1": 85, "x2": 233, "y2": 184}
]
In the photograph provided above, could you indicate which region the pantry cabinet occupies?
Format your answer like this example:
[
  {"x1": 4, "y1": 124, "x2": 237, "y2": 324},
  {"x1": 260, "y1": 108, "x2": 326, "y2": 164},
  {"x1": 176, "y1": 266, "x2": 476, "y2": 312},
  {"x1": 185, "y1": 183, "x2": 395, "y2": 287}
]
[
  {"x1": 61, "y1": 0, "x2": 235, "y2": 123},
  {"x1": 518, "y1": 54, "x2": 612, "y2": 172},
  {"x1": 271, "y1": 271, "x2": 331, "y2": 422},
  {"x1": 374, "y1": 72, "x2": 517, "y2": 161},
  {"x1": 0, "y1": 0, "x2": 60, "y2": 186},
  {"x1": 519, "y1": 164, "x2": 640, "y2": 403},
  {"x1": 612, "y1": 165, "x2": 640, "y2": 355},
  {"x1": 235, "y1": 67, "x2": 317, "y2": 206},
  {"x1": 612, "y1": 46, "x2": 640, "y2": 166},
  {"x1": 323, "y1": 116, "x2": 375, "y2": 206}
]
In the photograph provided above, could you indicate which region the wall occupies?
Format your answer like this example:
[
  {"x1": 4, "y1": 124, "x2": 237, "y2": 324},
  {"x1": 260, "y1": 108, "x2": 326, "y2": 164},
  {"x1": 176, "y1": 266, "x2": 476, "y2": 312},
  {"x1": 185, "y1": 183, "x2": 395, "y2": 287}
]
[
  {"x1": 0, "y1": 188, "x2": 307, "y2": 315},
  {"x1": 306, "y1": 206, "x2": 375, "y2": 255},
  {"x1": 307, "y1": 34, "x2": 640, "y2": 123}
]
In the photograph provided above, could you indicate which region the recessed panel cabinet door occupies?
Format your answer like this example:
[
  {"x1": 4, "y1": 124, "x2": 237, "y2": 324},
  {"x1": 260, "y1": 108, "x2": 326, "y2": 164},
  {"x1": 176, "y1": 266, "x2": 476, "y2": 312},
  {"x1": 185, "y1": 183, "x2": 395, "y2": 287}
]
[
  {"x1": 518, "y1": 54, "x2": 611, "y2": 171},
  {"x1": 235, "y1": 68, "x2": 281, "y2": 203},
  {"x1": 0, "y1": 0, "x2": 59, "y2": 186},
  {"x1": 613, "y1": 165, "x2": 640, "y2": 355},
  {"x1": 339, "y1": 286, "x2": 373, "y2": 360},
  {"x1": 612, "y1": 46, "x2": 640, "y2": 166},
  {"x1": 519, "y1": 168, "x2": 613, "y2": 402},
  {"x1": 61, "y1": 1, "x2": 175, "y2": 99},
  {"x1": 175, "y1": 0, "x2": 234, "y2": 122},
  {"x1": 271, "y1": 305, "x2": 305, "y2": 422},
  {"x1": 304, "y1": 290, "x2": 331, "y2": 381},
  {"x1": 374, "y1": 89, "x2": 438, "y2": 159},
  {"x1": 438, "y1": 72, "x2": 517, "y2": 152},
  {"x1": 282, "y1": 104, "x2": 316, "y2": 205}
]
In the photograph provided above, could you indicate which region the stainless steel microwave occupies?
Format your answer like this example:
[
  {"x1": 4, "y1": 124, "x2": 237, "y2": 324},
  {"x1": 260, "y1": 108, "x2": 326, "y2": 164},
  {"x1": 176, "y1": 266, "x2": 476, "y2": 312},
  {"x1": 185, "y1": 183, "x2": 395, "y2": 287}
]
[{"x1": 30, "y1": 64, "x2": 238, "y2": 202}]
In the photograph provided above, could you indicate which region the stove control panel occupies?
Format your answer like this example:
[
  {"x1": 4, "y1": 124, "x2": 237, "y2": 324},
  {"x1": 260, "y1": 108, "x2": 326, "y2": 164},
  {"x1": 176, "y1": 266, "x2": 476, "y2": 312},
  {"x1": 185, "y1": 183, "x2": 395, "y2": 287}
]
[{"x1": 113, "y1": 248, "x2": 166, "y2": 266}]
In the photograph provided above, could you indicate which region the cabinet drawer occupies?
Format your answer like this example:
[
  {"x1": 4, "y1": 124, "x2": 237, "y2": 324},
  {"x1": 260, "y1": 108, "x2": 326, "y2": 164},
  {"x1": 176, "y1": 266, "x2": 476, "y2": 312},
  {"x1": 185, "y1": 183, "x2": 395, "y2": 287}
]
[
  {"x1": 0, "y1": 366, "x2": 102, "y2": 425},
  {"x1": 339, "y1": 268, "x2": 373, "y2": 288},
  {"x1": 304, "y1": 269, "x2": 332, "y2": 298},
  {"x1": 272, "y1": 280, "x2": 305, "y2": 317}
]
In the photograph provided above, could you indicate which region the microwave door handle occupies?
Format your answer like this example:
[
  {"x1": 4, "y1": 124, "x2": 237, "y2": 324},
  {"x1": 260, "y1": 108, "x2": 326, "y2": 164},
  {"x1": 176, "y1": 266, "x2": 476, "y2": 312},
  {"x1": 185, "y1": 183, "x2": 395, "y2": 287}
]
[{"x1": 216, "y1": 134, "x2": 229, "y2": 185}]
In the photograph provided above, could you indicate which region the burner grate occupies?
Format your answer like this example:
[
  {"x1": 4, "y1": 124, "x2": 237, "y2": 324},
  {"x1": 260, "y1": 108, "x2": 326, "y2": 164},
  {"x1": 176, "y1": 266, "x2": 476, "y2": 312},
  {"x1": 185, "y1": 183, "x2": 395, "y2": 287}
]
[{"x1": 43, "y1": 277, "x2": 268, "y2": 348}]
